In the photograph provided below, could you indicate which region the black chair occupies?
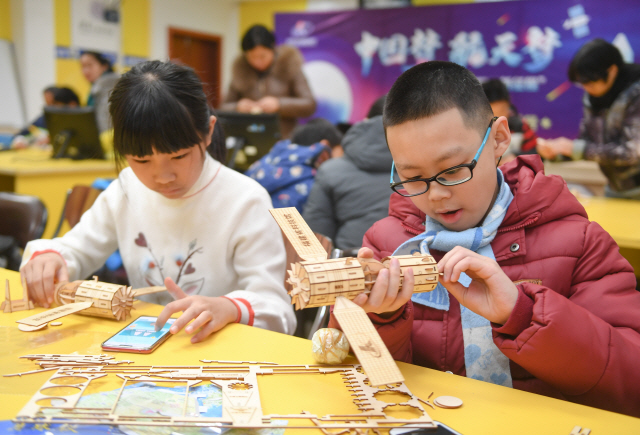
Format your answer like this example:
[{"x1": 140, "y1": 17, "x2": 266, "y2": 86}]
[{"x1": 0, "y1": 192, "x2": 47, "y2": 270}]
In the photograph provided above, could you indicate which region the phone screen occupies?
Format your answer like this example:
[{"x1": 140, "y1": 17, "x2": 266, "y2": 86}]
[
  {"x1": 102, "y1": 316, "x2": 176, "y2": 353},
  {"x1": 389, "y1": 422, "x2": 463, "y2": 435}
]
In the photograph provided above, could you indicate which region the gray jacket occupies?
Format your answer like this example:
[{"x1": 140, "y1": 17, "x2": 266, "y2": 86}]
[
  {"x1": 303, "y1": 116, "x2": 392, "y2": 250},
  {"x1": 575, "y1": 65, "x2": 640, "y2": 193},
  {"x1": 92, "y1": 71, "x2": 120, "y2": 133}
]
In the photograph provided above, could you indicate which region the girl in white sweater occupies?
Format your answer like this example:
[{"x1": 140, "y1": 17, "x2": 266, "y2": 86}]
[{"x1": 20, "y1": 60, "x2": 296, "y2": 341}]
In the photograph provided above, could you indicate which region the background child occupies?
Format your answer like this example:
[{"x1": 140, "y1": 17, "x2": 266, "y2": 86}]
[
  {"x1": 21, "y1": 60, "x2": 296, "y2": 341},
  {"x1": 245, "y1": 118, "x2": 341, "y2": 212},
  {"x1": 481, "y1": 78, "x2": 538, "y2": 163},
  {"x1": 331, "y1": 61, "x2": 640, "y2": 417}
]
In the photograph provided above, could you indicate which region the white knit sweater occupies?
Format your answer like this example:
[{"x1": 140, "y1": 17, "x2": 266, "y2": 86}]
[{"x1": 22, "y1": 155, "x2": 296, "y2": 334}]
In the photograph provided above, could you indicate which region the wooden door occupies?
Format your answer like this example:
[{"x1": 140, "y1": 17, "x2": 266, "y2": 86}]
[{"x1": 168, "y1": 27, "x2": 222, "y2": 108}]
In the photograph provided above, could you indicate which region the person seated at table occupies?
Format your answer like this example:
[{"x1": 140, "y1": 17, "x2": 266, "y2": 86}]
[
  {"x1": 220, "y1": 25, "x2": 316, "y2": 139},
  {"x1": 537, "y1": 39, "x2": 640, "y2": 199},
  {"x1": 245, "y1": 118, "x2": 341, "y2": 213},
  {"x1": 329, "y1": 61, "x2": 640, "y2": 417},
  {"x1": 482, "y1": 78, "x2": 538, "y2": 164},
  {"x1": 20, "y1": 60, "x2": 296, "y2": 341},
  {"x1": 303, "y1": 96, "x2": 393, "y2": 251},
  {"x1": 11, "y1": 86, "x2": 80, "y2": 149}
]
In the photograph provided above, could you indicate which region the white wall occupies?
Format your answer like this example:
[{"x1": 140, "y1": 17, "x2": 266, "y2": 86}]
[
  {"x1": 307, "y1": 0, "x2": 358, "y2": 11},
  {"x1": 11, "y1": 0, "x2": 56, "y2": 122},
  {"x1": 151, "y1": 0, "x2": 240, "y2": 95}
]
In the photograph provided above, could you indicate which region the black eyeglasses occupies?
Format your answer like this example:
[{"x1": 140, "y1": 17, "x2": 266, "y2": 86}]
[{"x1": 389, "y1": 117, "x2": 497, "y2": 197}]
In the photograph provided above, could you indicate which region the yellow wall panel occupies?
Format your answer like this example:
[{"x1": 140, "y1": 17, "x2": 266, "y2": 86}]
[
  {"x1": 239, "y1": 0, "x2": 307, "y2": 36},
  {"x1": 54, "y1": 0, "x2": 71, "y2": 46},
  {"x1": 122, "y1": 0, "x2": 150, "y2": 58},
  {"x1": 56, "y1": 58, "x2": 90, "y2": 104},
  {"x1": 0, "y1": 0, "x2": 10, "y2": 40}
]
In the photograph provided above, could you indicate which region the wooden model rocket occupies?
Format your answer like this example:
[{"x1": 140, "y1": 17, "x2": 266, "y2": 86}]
[{"x1": 270, "y1": 207, "x2": 441, "y2": 386}]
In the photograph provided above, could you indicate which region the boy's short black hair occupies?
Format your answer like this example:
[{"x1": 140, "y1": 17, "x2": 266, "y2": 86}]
[
  {"x1": 568, "y1": 39, "x2": 623, "y2": 84},
  {"x1": 241, "y1": 25, "x2": 276, "y2": 52},
  {"x1": 482, "y1": 79, "x2": 510, "y2": 104},
  {"x1": 383, "y1": 61, "x2": 493, "y2": 136},
  {"x1": 291, "y1": 118, "x2": 343, "y2": 148},
  {"x1": 52, "y1": 87, "x2": 80, "y2": 106},
  {"x1": 367, "y1": 95, "x2": 386, "y2": 119}
]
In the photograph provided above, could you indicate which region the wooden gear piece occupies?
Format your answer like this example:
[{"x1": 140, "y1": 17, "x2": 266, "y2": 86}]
[
  {"x1": 12, "y1": 354, "x2": 436, "y2": 431},
  {"x1": 54, "y1": 276, "x2": 135, "y2": 321}
]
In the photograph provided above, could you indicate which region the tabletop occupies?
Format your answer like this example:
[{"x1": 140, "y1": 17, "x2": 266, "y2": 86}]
[
  {"x1": 579, "y1": 196, "x2": 640, "y2": 250},
  {"x1": 0, "y1": 148, "x2": 116, "y2": 176},
  {"x1": 0, "y1": 268, "x2": 638, "y2": 435}
]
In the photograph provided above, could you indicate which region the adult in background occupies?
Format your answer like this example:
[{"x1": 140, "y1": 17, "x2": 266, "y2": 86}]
[
  {"x1": 303, "y1": 97, "x2": 392, "y2": 250},
  {"x1": 221, "y1": 25, "x2": 316, "y2": 138},
  {"x1": 80, "y1": 51, "x2": 120, "y2": 133},
  {"x1": 537, "y1": 39, "x2": 640, "y2": 198}
]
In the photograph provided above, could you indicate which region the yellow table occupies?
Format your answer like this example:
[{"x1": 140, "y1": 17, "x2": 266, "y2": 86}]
[
  {"x1": 580, "y1": 196, "x2": 640, "y2": 276},
  {"x1": 0, "y1": 149, "x2": 118, "y2": 238},
  {"x1": 0, "y1": 269, "x2": 638, "y2": 434}
]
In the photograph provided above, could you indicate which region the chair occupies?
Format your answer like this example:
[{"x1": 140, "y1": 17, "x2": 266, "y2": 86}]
[
  {"x1": 52, "y1": 185, "x2": 102, "y2": 238},
  {"x1": 0, "y1": 192, "x2": 47, "y2": 249},
  {"x1": 285, "y1": 232, "x2": 337, "y2": 340}
]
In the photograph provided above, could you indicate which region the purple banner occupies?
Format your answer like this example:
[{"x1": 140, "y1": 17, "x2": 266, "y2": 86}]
[{"x1": 275, "y1": 0, "x2": 639, "y2": 139}]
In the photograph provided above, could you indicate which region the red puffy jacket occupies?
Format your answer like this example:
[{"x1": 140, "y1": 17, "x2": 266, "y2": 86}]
[{"x1": 330, "y1": 155, "x2": 640, "y2": 417}]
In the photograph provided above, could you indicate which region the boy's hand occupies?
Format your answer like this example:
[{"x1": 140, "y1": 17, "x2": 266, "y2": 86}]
[
  {"x1": 351, "y1": 247, "x2": 414, "y2": 316},
  {"x1": 438, "y1": 246, "x2": 517, "y2": 325},
  {"x1": 537, "y1": 137, "x2": 573, "y2": 160},
  {"x1": 21, "y1": 252, "x2": 69, "y2": 308},
  {"x1": 155, "y1": 277, "x2": 238, "y2": 343}
]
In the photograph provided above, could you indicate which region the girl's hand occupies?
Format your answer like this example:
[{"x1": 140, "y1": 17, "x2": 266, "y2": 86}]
[
  {"x1": 438, "y1": 246, "x2": 517, "y2": 325},
  {"x1": 351, "y1": 248, "x2": 414, "y2": 317},
  {"x1": 155, "y1": 277, "x2": 238, "y2": 343},
  {"x1": 21, "y1": 252, "x2": 69, "y2": 308}
]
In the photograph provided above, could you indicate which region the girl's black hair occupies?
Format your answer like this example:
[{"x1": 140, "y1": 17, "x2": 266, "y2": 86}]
[
  {"x1": 81, "y1": 51, "x2": 114, "y2": 73},
  {"x1": 568, "y1": 39, "x2": 623, "y2": 84},
  {"x1": 241, "y1": 25, "x2": 275, "y2": 52},
  {"x1": 109, "y1": 60, "x2": 211, "y2": 167}
]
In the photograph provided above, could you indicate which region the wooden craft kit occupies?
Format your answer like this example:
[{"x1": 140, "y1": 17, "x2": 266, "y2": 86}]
[
  {"x1": 7, "y1": 354, "x2": 438, "y2": 432},
  {"x1": 2, "y1": 276, "x2": 167, "y2": 331},
  {"x1": 270, "y1": 207, "x2": 441, "y2": 387}
]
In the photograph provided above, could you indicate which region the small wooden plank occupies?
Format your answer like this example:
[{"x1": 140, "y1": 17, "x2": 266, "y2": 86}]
[
  {"x1": 16, "y1": 302, "x2": 93, "y2": 326},
  {"x1": 270, "y1": 207, "x2": 327, "y2": 261},
  {"x1": 333, "y1": 296, "x2": 404, "y2": 387},
  {"x1": 133, "y1": 286, "x2": 167, "y2": 297}
]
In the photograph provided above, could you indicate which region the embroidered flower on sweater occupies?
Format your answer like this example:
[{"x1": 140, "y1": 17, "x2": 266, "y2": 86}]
[{"x1": 135, "y1": 232, "x2": 204, "y2": 295}]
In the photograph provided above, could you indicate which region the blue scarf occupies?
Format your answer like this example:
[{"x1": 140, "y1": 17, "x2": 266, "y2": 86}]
[{"x1": 393, "y1": 169, "x2": 514, "y2": 387}]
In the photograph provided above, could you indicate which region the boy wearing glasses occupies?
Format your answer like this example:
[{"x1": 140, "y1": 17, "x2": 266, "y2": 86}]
[{"x1": 330, "y1": 61, "x2": 640, "y2": 417}]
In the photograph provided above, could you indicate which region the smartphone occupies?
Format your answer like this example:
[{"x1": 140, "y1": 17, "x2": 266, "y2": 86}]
[
  {"x1": 101, "y1": 316, "x2": 175, "y2": 353},
  {"x1": 389, "y1": 421, "x2": 464, "y2": 435}
]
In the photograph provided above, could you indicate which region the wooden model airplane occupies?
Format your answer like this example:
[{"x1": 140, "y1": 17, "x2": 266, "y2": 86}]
[{"x1": 270, "y1": 207, "x2": 440, "y2": 387}]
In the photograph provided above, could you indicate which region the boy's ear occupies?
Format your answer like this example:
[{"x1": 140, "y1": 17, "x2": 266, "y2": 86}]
[{"x1": 492, "y1": 116, "x2": 511, "y2": 162}]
